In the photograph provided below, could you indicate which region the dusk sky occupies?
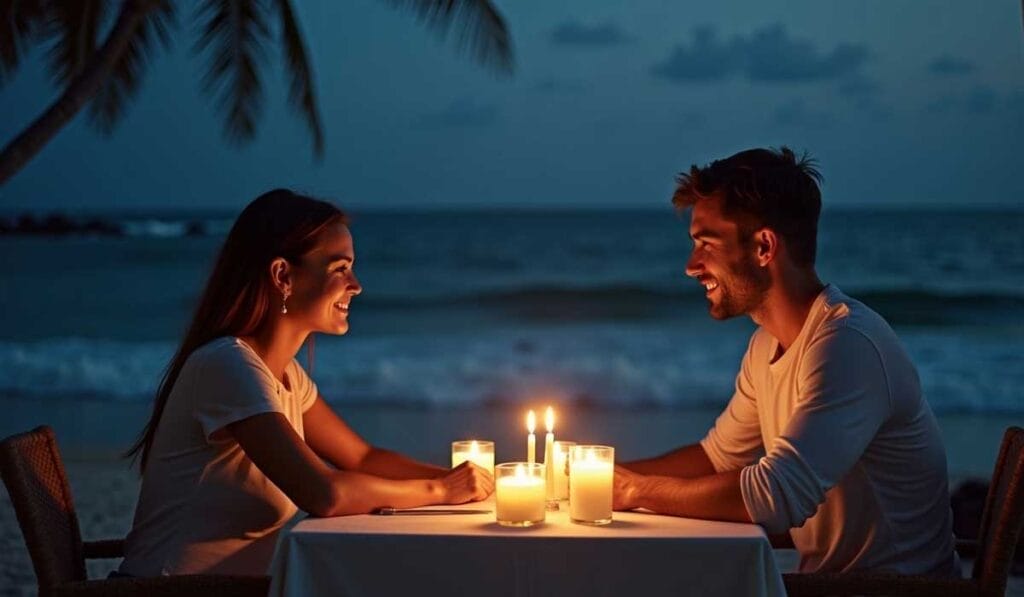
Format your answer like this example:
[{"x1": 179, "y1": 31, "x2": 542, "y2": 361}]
[{"x1": 1, "y1": 0, "x2": 1022, "y2": 211}]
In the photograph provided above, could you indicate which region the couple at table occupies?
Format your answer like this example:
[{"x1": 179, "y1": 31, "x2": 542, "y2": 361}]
[{"x1": 117, "y1": 147, "x2": 960, "y2": 580}]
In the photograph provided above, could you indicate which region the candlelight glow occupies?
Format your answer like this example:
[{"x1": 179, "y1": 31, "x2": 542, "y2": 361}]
[
  {"x1": 545, "y1": 406, "x2": 554, "y2": 432},
  {"x1": 470, "y1": 440, "x2": 479, "y2": 456},
  {"x1": 527, "y1": 410, "x2": 536, "y2": 433}
]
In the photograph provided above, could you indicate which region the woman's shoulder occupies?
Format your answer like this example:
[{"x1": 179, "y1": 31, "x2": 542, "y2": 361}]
[{"x1": 185, "y1": 337, "x2": 265, "y2": 374}]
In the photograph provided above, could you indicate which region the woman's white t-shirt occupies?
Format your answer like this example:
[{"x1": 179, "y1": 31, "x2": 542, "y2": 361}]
[{"x1": 120, "y1": 337, "x2": 318, "y2": 576}]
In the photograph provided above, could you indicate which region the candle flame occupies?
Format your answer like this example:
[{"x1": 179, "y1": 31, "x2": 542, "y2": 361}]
[
  {"x1": 470, "y1": 440, "x2": 479, "y2": 455},
  {"x1": 527, "y1": 410, "x2": 536, "y2": 433},
  {"x1": 515, "y1": 463, "x2": 526, "y2": 478},
  {"x1": 545, "y1": 406, "x2": 554, "y2": 432}
]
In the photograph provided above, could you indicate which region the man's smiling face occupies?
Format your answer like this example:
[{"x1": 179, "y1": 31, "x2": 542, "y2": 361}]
[{"x1": 683, "y1": 195, "x2": 770, "y2": 320}]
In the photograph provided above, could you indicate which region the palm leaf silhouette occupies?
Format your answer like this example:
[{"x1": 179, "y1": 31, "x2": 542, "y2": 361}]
[
  {"x1": 0, "y1": 0, "x2": 48, "y2": 85},
  {"x1": 45, "y1": 0, "x2": 106, "y2": 84},
  {"x1": 194, "y1": 0, "x2": 271, "y2": 146},
  {"x1": 273, "y1": 0, "x2": 323, "y2": 157},
  {"x1": 0, "y1": 0, "x2": 515, "y2": 184},
  {"x1": 88, "y1": 1, "x2": 176, "y2": 134},
  {"x1": 386, "y1": 0, "x2": 514, "y2": 75}
]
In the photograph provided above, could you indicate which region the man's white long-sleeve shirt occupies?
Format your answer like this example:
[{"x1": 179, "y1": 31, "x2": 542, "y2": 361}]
[{"x1": 700, "y1": 285, "x2": 958, "y2": 574}]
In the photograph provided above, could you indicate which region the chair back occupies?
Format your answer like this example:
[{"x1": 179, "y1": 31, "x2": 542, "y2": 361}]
[
  {"x1": 972, "y1": 426, "x2": 1024, "y2": 596},
  {"x1": 0, "y1": 426, "x2": 87, "y2": 590}
]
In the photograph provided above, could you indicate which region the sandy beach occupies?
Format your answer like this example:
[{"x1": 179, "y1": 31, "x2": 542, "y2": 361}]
[{"x1": 2, "y1": 399, "x2": 1022, "y2": 595}]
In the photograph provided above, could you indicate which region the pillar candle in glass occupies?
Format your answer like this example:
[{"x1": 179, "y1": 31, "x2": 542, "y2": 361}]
[
  {"x1": 552, "y1": 440, "x2": 576, "y2": 501},
  {"x1": 495, "y1": 462, "x2": 546, "y2": 527},
  {"x1": 569, "y1": 445, "x2": 614, "y2": 525},
  {"x1": 451, "y1": 440, "x2": 495, "y2": 475}
]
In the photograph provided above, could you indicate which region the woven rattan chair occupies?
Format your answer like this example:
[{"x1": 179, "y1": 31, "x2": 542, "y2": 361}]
[
  {"x1": 782, "y1": 425, "x2": 1024, "y2": 596},
  {"x1": 0, "y1": 425, "x2": 270, "y2": 597}
]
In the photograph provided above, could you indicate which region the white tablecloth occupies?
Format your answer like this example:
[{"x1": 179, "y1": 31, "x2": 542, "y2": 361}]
[{"x1": 268, "y1": 500, "x2": 786, "y2": 597}]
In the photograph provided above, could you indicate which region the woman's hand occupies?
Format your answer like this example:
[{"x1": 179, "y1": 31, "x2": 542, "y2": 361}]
[{"x1": 438, "y1": 462, "x2": 493, "y2": 504}]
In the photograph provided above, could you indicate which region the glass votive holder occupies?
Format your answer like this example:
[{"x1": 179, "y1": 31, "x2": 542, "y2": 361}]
[
  {"x1": 552, "y1": 440, "x2": 576, "y2": 501},
  {"x1": 495, "y1": 462, "x2": 546, "y2": 527},
  {"x1": 569, "y1": 445, "x2": 614, "y2": 525},
  {"x1": 451, "y1": 440, "x2": 495, "y2": 476}
]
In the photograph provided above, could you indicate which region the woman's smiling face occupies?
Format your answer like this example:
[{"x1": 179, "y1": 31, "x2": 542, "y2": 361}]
[{"x1": 287, "y1": 222, "x2": 362, "y2": 335}]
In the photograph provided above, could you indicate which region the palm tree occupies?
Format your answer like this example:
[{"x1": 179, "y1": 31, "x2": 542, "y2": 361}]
[{"x1": 0, "y1": 0, "x2": 514, "y2": 186}]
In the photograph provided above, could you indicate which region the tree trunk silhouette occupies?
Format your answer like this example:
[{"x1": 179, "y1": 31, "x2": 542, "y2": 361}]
[{"x1": 0, "y1": 0, "x2": 154, "y2": 186}]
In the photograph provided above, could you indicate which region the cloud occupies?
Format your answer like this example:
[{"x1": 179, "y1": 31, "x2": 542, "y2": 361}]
[
  {"x1": 744, "y1": 25, "x2": 868, "y2": 82},
  {"x1": 650, "y1": 26, "x2": 741, "y2": 82},
  {"x1": 416, "y1": 99, "x2": 499, "y2": 129},
  {"x1": 550, "y1": 21, "x2": 631, "y2": 47},
  {"x1": 774, "y1": 100, "x2": 833, "y2": 128},
  {"x1": 652, "y1": 24, "x2": 868, "y2": 84},
  {"x1": 928, "y1": 55, "x2": 976, "y2": 76}
]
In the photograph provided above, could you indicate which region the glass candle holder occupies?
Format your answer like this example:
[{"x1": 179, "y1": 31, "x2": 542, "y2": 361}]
[
  {"x1": 451, "y1": 440, "x2": 495, "y2": 476},
  {"x1": 552, "y1": 440, "x2": 576, "y2": 501},
  {"x1": 495, "y1": 462, "x2": 546, "y2": 527},
  {"x1": 569, "y1": 445, "x2": 614, "y2": 525}
]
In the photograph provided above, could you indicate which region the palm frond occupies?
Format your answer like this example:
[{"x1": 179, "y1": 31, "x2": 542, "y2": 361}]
[
  {"x1": 1, "y1": 0, "x2": 48, "y2": 86},
  {"x1": 273, "y1": 0, "x2": 323, "y2": 158},
  {"x1": 193, "y1": 0, "x2": 271, "y2": 146},
  {"x1": 45, "y1": 0, "x2": 107, "y2": 86},
  {"x1": 87, "y1": 1, "x2": 176, "y2": 134},
  {"x1": 384, "y1": 0, "x2": 514, "y2": 75}
]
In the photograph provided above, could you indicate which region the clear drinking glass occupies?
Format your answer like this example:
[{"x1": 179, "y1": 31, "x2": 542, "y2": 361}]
[{"x1": 552, "y1": 440, "x2": 576, "y2": 501}]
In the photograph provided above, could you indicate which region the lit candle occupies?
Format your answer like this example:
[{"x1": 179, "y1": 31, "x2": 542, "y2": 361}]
[
  {"x1": 495, "y1": 462, "x2": 546, "y2": 527},
  {"x1": 526, "y1": 410, "x2": 536, "y2": 465},
  {"x1": 569, "y1": 445, "x2": 614, "y2": 525},
  {"x1": 543, "y1": 407, "x2": 555, "y2": 502},
  {"x1": 451, "y1": 440, "x2": 495, "y2": 475},
  {"x1": 552, "y1": 440, "x2": 576, "y2": 500}
]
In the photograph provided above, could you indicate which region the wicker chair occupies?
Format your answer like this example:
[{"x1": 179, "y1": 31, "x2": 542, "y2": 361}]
[
  {"x1": 0, "y1": 425, "x2": 270, "y2": 597},
  {"x1": 783, "y1": 425, "x2": 1024, "y2": 597}
]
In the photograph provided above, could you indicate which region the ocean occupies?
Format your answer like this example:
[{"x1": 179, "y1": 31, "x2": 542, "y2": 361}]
[{"x1": 1, "y1": 208, "x2": 1022, "y2": 414}]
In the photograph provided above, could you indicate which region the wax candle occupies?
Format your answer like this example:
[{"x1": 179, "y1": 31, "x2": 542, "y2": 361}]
[
  {"x1": 526, "y1": 410, "x2": 536, "y2": 465},
  {"x1": 552, "y1": 440, "x2": 576, "y2": 500},
  {"x1": 569, "y1": 445, "x2": 614, "y2": 525},
  {"x1": 451, "y1": 440, "x2": 495, "y2": 475},
  {"x1": 495, "y1": 462, "x2": 546, "y2": 527},
  {"x1": 543, "y1": 407, "x2": 555, "y2": 502}
]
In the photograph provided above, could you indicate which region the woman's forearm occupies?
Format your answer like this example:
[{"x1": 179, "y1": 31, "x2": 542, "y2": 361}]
[
  {"x1": 317, "y1": 469, "x2": 446, "y2": 516},
  {"x1": 356, "y1": 447, "x2": 448, "y2": 480}
]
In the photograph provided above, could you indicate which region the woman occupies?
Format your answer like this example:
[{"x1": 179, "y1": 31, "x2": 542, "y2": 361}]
[{"x1": 119, "y1": 189, "x2": 492, "y2": 577}]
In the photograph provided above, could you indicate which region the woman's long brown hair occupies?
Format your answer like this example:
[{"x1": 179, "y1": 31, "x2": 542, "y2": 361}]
[{"x1": 126, "y1": 189, "x2": 348, "y2": 470}]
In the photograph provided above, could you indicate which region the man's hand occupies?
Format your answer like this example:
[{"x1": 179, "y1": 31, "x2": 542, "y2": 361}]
[{"x1": 613, "y1": 464, "x2": 644, "y2": 511}]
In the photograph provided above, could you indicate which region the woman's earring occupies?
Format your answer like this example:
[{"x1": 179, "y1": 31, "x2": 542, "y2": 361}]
[{"x1": 281, "y1": 291, "x2": 290, "y2": 314}]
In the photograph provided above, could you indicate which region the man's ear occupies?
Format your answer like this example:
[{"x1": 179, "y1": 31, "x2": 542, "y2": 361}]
[
  {"x1": 754, "y1": 228, "x2": 778, "y2": 267},
  {"x1": 269, "y1": 258, "x2": 292, "y2": 296}
]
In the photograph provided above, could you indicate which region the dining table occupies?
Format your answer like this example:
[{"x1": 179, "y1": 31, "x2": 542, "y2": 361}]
[{"x1": 267, "y1": 499, "x2": 786, "y2": 597}]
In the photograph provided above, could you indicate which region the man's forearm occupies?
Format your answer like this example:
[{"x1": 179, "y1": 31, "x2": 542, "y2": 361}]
[
  {"x1": 621, "y1": 443, "x2": 718, "y2": 478},
  {"x1": 632, "y1": 469, "x2": 751, "y2": 523}
]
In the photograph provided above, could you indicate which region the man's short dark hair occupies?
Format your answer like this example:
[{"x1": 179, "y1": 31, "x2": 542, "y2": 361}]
[{"x1": 672, "y1": 146, "x2": 823, "y2": 266}]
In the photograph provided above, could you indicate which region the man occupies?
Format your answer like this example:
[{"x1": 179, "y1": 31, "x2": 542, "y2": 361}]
[{"x1": 614, "y1": 147, "x2": 959, "y2": 576}]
